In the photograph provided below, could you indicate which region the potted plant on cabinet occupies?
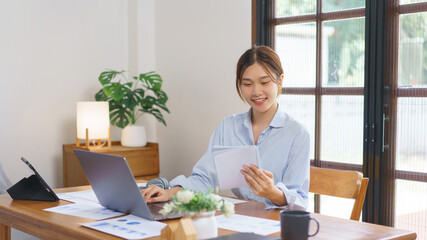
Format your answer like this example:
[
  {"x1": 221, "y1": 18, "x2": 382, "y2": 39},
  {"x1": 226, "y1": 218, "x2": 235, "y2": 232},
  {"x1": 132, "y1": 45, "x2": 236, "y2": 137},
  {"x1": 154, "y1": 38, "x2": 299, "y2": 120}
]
[{"x1": 95, "y1": 70, "x2": 169, "y2": 147}]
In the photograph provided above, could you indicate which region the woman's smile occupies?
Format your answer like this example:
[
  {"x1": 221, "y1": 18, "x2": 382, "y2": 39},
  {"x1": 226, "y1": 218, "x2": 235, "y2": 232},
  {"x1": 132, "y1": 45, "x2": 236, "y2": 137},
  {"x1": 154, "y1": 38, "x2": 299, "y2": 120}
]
[{"x1": 252, "y1": 98, "x2": 267, "y2": 105}]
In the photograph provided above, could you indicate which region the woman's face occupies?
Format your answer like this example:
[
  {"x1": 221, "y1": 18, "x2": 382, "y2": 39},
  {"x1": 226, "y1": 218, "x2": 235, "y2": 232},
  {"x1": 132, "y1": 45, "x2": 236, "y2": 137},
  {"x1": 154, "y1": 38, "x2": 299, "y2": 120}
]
[{"x1": 240, "y1": 63, "x2": 282, "y2": 116}]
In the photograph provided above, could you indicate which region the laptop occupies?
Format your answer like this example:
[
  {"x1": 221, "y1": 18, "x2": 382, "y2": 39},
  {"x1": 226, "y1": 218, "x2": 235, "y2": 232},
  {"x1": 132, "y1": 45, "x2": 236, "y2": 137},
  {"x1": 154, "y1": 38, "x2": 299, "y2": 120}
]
[{"x1": 74, "y1": 149, "x2": 181, "y2": 221}]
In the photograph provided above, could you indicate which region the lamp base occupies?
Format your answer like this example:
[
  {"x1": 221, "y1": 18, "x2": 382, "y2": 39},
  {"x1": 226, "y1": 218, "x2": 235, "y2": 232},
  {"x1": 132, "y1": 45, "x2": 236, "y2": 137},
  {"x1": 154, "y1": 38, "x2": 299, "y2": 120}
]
[{"x1": 76, "y1": 127, "x2": 111, "y2": 149}]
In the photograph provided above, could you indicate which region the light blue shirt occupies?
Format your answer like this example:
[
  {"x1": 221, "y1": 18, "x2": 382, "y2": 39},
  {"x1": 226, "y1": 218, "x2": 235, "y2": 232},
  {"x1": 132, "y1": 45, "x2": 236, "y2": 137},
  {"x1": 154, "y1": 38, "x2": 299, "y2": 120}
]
[{"x1": 169, "y1": 105, "x2": 310, "y2": 210}]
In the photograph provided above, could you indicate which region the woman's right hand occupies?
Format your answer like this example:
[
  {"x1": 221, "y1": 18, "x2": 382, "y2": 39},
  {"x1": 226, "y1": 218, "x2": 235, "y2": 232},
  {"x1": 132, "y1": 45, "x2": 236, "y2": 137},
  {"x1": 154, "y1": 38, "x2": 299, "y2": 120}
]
[{"x1": 141, "y1": 185, "x2": 181, "y2": 203}]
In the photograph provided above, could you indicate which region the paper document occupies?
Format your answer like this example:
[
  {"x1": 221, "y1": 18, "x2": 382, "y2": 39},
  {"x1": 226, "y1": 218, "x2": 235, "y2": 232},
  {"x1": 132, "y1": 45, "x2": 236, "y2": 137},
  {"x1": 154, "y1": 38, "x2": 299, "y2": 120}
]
[
  {"x1": 44, "y1": 203, "x2": 123, "y2": 220},
  {"x1": 213, "y1": 146, "x2": 260, "y2": 190},
  {"x1": 216, "y1": 214, "x2": 280, "y2": 236},
  {"x1": 81, "y1": 214, "x2": 166, "y2": 240},
  {"x1": 221, "y1": 197, "x2": 247, "y2": 204},
  {"x1": 57, "y1": 190, "x2": 99, "y2": 204},
  {"x1": 57, "y1": 183, "x2": 146, "y2": 205}
]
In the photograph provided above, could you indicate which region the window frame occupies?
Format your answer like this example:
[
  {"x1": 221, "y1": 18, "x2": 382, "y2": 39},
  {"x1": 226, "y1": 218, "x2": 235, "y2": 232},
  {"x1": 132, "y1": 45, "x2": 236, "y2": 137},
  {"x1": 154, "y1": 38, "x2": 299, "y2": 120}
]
[{"x1": 253, "y1": 0, "x2": 427, "y2": 226}]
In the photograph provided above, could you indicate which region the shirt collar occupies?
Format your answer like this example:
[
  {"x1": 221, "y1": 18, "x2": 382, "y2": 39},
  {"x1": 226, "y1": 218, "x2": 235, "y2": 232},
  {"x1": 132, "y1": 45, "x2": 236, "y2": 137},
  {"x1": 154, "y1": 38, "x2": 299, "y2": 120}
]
[
  {"x1": 242, "y1": 104, "x2": 287, "y2": 129},
  {"x1": 243, "y1": 109, "x2": 252, "y2": 130},
  {"x1": 269, "y1": 104, "x2": 287, "y2": 128}
]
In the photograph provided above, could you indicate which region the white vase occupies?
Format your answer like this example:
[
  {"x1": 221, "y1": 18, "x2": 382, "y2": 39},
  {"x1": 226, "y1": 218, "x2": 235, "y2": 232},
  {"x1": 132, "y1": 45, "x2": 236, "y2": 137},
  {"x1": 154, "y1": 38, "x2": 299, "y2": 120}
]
[
  {"x1": 121, "y1": 125, "x2": 147, "y2": 147},
  {"x1": 191, "y1": 211, "x2": 218, "y2": 240}
]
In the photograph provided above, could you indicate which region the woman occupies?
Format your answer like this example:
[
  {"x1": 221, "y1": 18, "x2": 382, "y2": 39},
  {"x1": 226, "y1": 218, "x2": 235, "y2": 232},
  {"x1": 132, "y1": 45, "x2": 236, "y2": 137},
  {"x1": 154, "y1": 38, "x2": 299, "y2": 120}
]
[{"x1": 142, "y1": 46, "x2": 310, "y2": 210}]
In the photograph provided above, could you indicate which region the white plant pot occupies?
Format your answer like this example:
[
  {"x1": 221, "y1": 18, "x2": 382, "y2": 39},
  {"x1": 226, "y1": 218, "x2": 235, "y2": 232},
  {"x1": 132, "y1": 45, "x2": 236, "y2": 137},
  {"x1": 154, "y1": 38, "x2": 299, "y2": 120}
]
[
  {"x1": 191, "y1": 211, "x2": 218, "y2": 240},
  {"x1": 121, "y1": 125, "x2": 147, "y2": 147}
]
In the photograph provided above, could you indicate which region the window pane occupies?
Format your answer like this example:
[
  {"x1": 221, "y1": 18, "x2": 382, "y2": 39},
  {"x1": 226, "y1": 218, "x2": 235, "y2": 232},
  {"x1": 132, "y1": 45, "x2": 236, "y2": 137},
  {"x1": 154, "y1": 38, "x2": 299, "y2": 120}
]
[
  {"x1": 400, "y1": 0, "x2": 427, "y2": 4},
  {"x1": 320, "y1": 96, "x2": 363, "y2": 164},
  {"x1": 398, "y1": 13, "x2": 427, "y2": 87},
  {"x1": 395, "y1": 180, "x2": 427, "y2": 240},
  {"x1": 275, "y1": 0, "x2": 316, "y2": 18},
  {"x1": 322, "y1": 18, "x2": 365, "y2": 87},
  {"x1": 322, "y1": 0, "x2": 365, "y2": 13},
  {"x1": 276, "y1": 23, "x2": 316, "y2": 88},
  {"x1": 319, "y1": 195, "x2": 355, "y2": 220},
  {"x1": 278, "y1": 95, "x2": 315, "y2": 160},
  {"x1": 396, "y1": 97, "x2": 427, "y2": 172}
]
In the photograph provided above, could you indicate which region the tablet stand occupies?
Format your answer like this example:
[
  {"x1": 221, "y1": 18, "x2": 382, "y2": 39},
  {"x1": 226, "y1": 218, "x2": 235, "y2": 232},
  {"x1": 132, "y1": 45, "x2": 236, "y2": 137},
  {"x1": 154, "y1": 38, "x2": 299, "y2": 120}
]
[{"x1": 7, "y1": 174, "x2": 59, "y2": 202}]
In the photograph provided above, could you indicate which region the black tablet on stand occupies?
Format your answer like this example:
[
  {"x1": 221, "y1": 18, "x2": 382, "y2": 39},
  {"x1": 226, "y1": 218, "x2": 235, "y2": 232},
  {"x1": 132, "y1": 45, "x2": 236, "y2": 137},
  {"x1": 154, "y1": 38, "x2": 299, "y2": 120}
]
[{"x1": 7, "y1": 157, "x2": 59, "y2": 201}]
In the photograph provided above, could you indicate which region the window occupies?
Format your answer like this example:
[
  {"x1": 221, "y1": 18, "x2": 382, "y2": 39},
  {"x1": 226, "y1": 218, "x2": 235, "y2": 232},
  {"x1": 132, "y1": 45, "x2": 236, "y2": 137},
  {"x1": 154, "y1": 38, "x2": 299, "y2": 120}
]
[
  {"x1": 266, "y1": 0, "x2": 366, "y2": 219},
  {"x1": 255, "y1": 0, "x2": 427, "y2": 236},
  {"x1": 384, "y1": 1, "x2": 427, "y2": 238}
]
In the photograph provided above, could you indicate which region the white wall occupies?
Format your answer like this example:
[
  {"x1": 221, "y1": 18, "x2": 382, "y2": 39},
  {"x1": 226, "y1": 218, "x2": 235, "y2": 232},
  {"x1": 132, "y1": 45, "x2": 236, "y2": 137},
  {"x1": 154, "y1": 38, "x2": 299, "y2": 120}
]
[
  {"x1": 0, "y1": 0, "x2": 133, "y2": 188},
  {"x1": 155, "y1": 0, "x2": 252, "y2": 180},
  {"x1": 0, "y1": 0, "x2": 251, "y2": 190},
  {"x1": 130, "y1": 0, "x2": 157, "y2": 140}
]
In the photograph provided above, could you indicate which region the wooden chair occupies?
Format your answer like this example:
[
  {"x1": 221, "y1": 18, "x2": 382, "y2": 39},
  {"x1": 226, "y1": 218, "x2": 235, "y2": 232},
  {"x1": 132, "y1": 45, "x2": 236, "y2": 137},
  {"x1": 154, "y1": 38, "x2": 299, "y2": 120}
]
[{"x1": 309, "y1": 166, "x2": 369, "y2": 221}]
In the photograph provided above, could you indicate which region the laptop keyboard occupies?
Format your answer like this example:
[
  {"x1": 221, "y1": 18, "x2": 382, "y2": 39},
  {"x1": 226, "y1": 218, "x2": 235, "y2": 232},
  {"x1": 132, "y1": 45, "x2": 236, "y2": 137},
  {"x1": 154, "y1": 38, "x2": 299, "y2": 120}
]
[{"x1": 147, "y1": 203, "x2": 164, "y2": 215}]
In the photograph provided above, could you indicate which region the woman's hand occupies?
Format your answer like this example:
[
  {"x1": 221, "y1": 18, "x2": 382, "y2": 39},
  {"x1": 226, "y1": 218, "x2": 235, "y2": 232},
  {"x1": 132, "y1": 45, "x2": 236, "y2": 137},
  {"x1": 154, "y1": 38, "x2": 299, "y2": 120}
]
[
  {"x1": 241, "y1": 164, "x2": 287, "y2": 206},
  {"x1": 141, "y1": 185, "x2": 181, "y2": 203}
]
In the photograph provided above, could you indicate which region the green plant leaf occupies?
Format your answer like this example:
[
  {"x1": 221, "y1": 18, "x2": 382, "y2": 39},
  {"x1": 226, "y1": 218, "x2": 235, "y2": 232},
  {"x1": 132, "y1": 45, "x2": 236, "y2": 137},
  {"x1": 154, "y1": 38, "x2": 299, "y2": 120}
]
[
  {"x1": 151, "y1": 108, "x2": 166, "y2": 126},
  {"x1": 103, "y1": 82, "x2": 130, "y2": 102},
  {"x1": 109, "y1": 101, "x2": 134, "y2": 128},
  {"x1": 125, "y1": 82, "x2": 133, "y2": 88},
  {"x1": 140, "y1": 107, "x2": 166, "y2": 126},
  {"x1": 154, "y1": 90, "x2": 168, "y2": 104},
  {"x1": 94, "y1": 89, "x2": 109, "y2": 101},
  {"x1": 140, "y1": 96, "x2": 156, "y2": 108},
  {"x1": 154, "y1": 99, "x2": 170, "y2": 113},
  {"x1": 139, "y1": 96, "x2": 168, "y2": 122},
  {"x1": 99, "y1": 70, "x2": 123, "y2": 85},
  {"x1": 139, "y1": 71, "x2": 163, "y2": 91},
  {"x1": 123, "y1": 89, "x2": 144, "y2": 111}
]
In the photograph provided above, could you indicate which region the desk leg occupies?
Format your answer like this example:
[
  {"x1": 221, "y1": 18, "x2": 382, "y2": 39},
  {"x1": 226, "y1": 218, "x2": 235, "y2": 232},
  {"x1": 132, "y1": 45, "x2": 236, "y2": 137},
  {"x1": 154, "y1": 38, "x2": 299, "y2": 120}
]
[{"x1": 0, "y1": 223, "x2": 11, "y2": 240}]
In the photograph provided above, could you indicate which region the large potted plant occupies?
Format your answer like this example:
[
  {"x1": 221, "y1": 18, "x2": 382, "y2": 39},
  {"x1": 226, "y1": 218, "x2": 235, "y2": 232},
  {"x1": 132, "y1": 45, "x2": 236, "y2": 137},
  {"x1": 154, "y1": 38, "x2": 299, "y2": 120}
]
[{"x1": 95, "y1": 70, "x2": 169, "y2": 147}]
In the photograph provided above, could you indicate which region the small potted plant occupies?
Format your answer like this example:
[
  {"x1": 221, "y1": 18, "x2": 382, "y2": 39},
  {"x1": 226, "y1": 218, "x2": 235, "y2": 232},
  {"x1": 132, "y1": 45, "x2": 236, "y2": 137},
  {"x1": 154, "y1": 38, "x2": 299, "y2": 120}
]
[
  {"x1": 160, "y1": 188, "x2": 235, "y2": 239},
  {"x1": 95, "y1": 70, "x2": 169, "y2": 147}
]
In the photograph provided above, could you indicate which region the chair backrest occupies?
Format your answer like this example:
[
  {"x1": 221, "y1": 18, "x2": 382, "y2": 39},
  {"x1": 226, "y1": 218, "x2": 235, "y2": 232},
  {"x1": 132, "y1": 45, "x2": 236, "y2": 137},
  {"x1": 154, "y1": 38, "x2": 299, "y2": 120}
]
[{"x1": 309, "y1": 166, "x2": 369, "y2": 221}]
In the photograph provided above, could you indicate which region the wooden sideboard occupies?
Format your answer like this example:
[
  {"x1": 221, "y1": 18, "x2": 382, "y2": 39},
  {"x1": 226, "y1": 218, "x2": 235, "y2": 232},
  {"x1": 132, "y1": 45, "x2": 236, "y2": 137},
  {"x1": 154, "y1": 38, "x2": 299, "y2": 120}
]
[{"x1": 63, "y1": 141, "x2": 159, "y2": 187}]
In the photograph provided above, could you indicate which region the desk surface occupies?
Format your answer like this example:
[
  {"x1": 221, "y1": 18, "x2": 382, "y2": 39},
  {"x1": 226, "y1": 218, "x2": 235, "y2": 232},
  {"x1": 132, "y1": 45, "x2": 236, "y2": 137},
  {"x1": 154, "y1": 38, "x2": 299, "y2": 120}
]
[{"x1": 0, "y1": 186, "x2": 417, "y2": 240}]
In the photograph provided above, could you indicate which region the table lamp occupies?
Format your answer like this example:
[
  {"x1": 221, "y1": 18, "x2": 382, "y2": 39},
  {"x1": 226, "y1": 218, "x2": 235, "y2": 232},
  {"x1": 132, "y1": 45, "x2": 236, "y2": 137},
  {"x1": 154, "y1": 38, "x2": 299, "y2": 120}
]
[{"x1": 76, "y1": 101, "x2": 111, "y2": 149}]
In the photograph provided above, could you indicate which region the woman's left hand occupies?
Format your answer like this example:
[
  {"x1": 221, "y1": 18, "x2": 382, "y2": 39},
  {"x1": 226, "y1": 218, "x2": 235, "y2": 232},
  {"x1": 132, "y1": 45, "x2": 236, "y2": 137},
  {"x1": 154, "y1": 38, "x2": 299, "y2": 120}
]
[{"x1": 241, "y1": 164, "x2": 287, "y2": 206}]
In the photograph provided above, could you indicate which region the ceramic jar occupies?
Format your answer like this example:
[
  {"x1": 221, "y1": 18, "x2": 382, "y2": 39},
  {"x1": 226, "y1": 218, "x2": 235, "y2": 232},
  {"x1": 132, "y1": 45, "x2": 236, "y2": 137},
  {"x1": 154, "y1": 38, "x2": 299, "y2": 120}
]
[
  {"x1": 121, "y1": 125, "x2": 147, "y2": 147},
  {"x1": 189, "y1": 211, "x2": 218, "y2": 240}
]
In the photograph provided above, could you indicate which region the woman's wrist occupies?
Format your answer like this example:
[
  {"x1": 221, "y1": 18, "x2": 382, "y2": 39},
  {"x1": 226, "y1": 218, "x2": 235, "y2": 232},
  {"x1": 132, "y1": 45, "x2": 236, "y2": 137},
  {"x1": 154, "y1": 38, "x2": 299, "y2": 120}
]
[
  {"x1": 270, "y1": 187, "x2": 287, "y2": 206},
  {"x1": 168, "y1": 186, "x2": 182, "y2": 199}
]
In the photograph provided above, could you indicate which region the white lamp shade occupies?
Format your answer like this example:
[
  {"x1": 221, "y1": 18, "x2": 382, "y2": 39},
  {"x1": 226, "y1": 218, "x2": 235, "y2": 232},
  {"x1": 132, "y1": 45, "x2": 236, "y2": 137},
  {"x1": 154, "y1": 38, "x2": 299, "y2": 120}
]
[{"x1": 77, "y1": 102, "x2": 110, "y2": 139}]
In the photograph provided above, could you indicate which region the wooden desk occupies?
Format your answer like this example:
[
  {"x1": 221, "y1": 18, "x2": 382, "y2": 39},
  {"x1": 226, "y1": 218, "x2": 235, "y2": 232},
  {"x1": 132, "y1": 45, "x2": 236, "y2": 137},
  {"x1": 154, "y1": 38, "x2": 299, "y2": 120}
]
[
  {"x1": 63, "y1": 142, "x2": 159, "y2": 187},
  {"x1": 0, "y1": 186, "x2": 417, "y2": 240}
]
